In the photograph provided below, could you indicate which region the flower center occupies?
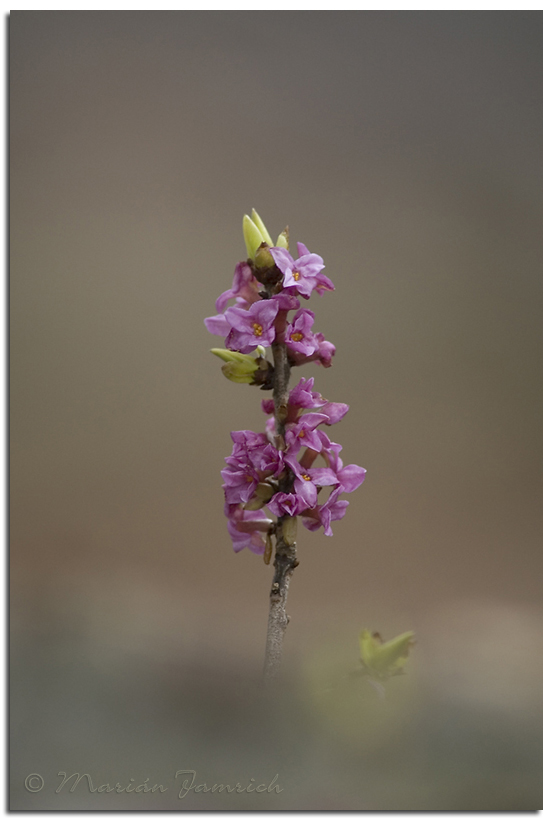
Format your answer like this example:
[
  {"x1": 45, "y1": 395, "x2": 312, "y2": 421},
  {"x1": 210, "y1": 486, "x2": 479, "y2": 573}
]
[
  {"x1": 298, "y1": 430, "x2": 305, "y2": 438},
  {"x1": 246, "y1": 476, "x2": 254, "y2": 483},
  {"x1": 291, "y1": 332, "x2": 303, "y2": 342},
  {"x1": 252, "y1": 323, "x2": 263, "y2": 337},
  {"x1": 301, "y1": 473, "x2": 312, "y2": 481},
  {"x1": 293, "y1": 270, "x2": 301, "y2": 281}
]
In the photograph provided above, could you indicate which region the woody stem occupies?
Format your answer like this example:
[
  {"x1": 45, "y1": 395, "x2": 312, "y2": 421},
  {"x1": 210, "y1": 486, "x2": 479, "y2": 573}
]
[{"x1": 262, "y1": 329, "x2": 297, "y2": 682}]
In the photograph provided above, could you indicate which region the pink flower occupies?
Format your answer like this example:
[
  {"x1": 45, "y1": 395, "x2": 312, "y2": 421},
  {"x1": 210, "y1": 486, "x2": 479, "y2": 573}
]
[
  {"x1": 286, "y1": 330, "x2": 336, "y2": 368},
  {"x1": 267, "y1": 493, "x2": 309, "y2": 518},
  {"x1": 321, "y1": 438, "x2": 367, "y2": 493},
  {"x1": 285, "y1": 454, "x2": 337, "y2": 507},
  {"x1": 285, "y1": 413, "x2": 329, "y2": 456},
  {"x1": 215, "y1": 261, "x2": 261, "y2": 314},
  {"x1": 285, "y1": 308, "x2": 318, "y2": 356},
  {"x1": 301, "y1": 487, "x2": 349, "y2": 536},
  {"x1": 225, "y1": 299, "x2": 280, "y2": 353},
  {"x1": 270, "y1": 243, "x2": 334, "y2": 299},
  {"x1": 226, "y1": 506, "x2": 272, "y2": 554}
]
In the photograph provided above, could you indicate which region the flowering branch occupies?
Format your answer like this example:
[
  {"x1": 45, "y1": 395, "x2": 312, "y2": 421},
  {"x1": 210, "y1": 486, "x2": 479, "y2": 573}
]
[{"x1": 205, "y1": 210, "x2": 366, "y2": 682}]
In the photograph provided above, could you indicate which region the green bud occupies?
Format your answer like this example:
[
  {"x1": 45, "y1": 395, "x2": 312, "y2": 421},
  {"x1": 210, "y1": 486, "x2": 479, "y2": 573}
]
[
  {"x1": 210, "y1": 348, "x2": 245, "y2": 364},
  {"x1": 359, "y1": 629, "x2": 415, "y2": 680},
  {"x1": 221, "y1": 363, "x2": 256, "y2": 383},
  {"x1": 211, "y1": 348, "x2": 259, "y2": 384},
  {"x1": 244, "y1": 482, "x2": 275, "y2": 510},
  {"x1": 244, "y1": 496, "x2": 267, "y2": 511},
  {"x1": 251, "y1": 209, "x2": 274, "y2": 247},
  {"x1": 254, "y1": 242, "x2": 274, "y2": 270},
  {"x1": 255, "y1": 482, "x2": 276, "y2": 502},
  {"x1": 263, "y1": 533, "x2": 273, "y2": 565},
  {"x1": 276, "y1": 227, "x2": 289, "y2": 249},
  {"x1": 281, "y1": 515, "x2": 297, "y2": 546},
  {"x1": 244, "y1": 482, "x2": 276, "y2": 510},
  {"x1": 243, "y1": 215, "x2": 264, "y2": 260}
]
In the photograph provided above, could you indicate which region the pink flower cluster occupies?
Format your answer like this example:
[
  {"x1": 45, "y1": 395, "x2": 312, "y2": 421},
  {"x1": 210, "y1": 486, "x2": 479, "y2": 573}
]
[
  {"x1": 204, "y1": 245, "x2": 336, "y2": 366},
  {"x1": 222, "y1": 378, "x2": 365, "y2": 553},
  {"x1": 205, "y1": 242, "x2": 365, "y2": 554}
]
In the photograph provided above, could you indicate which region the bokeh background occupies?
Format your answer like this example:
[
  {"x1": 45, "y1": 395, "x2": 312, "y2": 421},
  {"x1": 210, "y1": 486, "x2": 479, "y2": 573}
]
[{"x1": 11, "y1": 11, "x2": 542, "y2": 810}]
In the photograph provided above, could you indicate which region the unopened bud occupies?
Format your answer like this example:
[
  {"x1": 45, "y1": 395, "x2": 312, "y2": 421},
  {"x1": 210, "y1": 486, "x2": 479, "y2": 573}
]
[
  {"x1": 276, "y1": 227, "x2": 289, "y2": 249},
  {"x1": 244, "y1": 496, "x2": 267, "y2": 511},
  {"x1": 254, "y1": 242, "x2": 274, "y2": 270},
  {"x1": 211, "y1": 348, "x2": 258, "y2": 384},
  {"x1": 243, "y1": 215, "x2": 263, "y2": 260},
  {"x1": 252, "y1": 482, "x2": 276, "y2": 503},
  {"x1": 244, "y1": 483, "x2": 275, "y2": 511},
  {"x1": 221, "y1": 363, "x2": 256, "y2": 383},
  {"x1": 251, "y1": 209, "x2": 273, "y2": 247}
]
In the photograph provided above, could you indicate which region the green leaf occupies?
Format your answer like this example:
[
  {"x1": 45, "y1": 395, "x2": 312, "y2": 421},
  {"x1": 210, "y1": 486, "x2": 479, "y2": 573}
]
[
  {"x1": 251, "y1": 209, "x2": 274, "y2": 247},
  {"x1": 243, "y1": 215, "x2": 264, "y2": 260},
  {"x1": 359, "y1": 629, "x2": 415, "y2": 680}
]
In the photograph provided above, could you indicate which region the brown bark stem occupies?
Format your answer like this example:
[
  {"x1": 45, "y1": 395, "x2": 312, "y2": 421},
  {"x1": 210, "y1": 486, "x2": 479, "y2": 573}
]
[{"x1": 263, "y1": 339, "x2": 297, "y2": 682}]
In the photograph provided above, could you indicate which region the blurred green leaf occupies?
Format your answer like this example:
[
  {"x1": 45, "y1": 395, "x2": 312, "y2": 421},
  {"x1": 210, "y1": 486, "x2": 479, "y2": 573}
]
[{"x1": 359, "y1": 629, "x2": 415, "y2": 681}]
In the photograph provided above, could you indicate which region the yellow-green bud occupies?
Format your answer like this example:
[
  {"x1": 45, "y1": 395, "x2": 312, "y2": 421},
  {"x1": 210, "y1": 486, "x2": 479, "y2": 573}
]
[
  {"x1": 251, "y1": 209, "x2": 274, "y2": 247},
  {"x1": 243, "y1": 215, "x2": 263, "y2": 260},
  {"x1": 211, "y1": 348, "x2": 259, "y2": 384},
  {"x1": 254, "y1": 482, "x2": 276, "y2": 502},
  {"x1": 244, "y1": 496, "x2": 267, "y2": 511},
  {"x1": 254, "y1": 242, "x2": 274, "y2": 270},
  {"x1": 211, "y1": 347, "x2": 264, "y2": 361},
  {"x1": 276, "y1": 227, "x2": 289, "y2": 249},
  {"x1": 221, "y1": 363, "x2": 256, "y2": 383},
  {"x1": 244, "y1": 482, "x2": 275, "y2": 510}
]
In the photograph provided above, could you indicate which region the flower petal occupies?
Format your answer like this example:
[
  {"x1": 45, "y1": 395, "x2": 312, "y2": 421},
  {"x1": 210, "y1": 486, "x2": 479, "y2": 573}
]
[
  {"x1": 309, "y1": 467, "x2": 338, "y2": 487},
  {"x1": 338, "y1": 464, "x2": 366, "y2": 493},
  {"x1": 270, "y1": 247, "x2": 294, "y2": 273},
  {"x1": 204, "y1": 314, "x2": 231, "y2": 336},
  {"x1": 225, "y1": 305, "x2": 255, "y2": 333}
]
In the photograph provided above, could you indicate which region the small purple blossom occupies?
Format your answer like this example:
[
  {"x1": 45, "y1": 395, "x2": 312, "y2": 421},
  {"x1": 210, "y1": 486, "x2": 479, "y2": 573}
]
[
  {"x1": 221, "y1": 430, "x2": 276, "y2": 504},
  {"x1": 319, "y1": 401, "x2": 349, "y2": 425},
  {"x1": 314, "y1": 333, "x2": 336, "y2": 367},
  {"x1": 267, "y1": 492, "x2": 309, "y2": 518},
  {"x1": 261, "y1": 377, "x2": 325, "y2": 417},
  {"x1": 321, "y1": 439, "x2": 367, "y2": 493},
  {"x1": 285, "y1": 413, "x2": 329, "y2": 456},
  {"x1": 286, "y1": 330, "x2": 336, "y2": 368},
  {"x1": 271, "y1": 292, "x2": 300, "y2": 312},
  {"x1": 256, "y1": 443, "x2": 285, "y2": 476},
  {"x1": 285, "y1": 454, "x2": 337, "y2": 507},
  {"x1": 301, "y1": 487, "x2": 349, "y2": 536},
  {"x1": 270, "y1": 243, "x2": 333, "y2": 299},
  {"x1": 221, "y1": 460, "x2": 260, "y2": 505},
  {"x1": 216, "y1": 261, "x2": 261, "y2": 314},
  {"x1": 289, "y1": 377, "x2": 325, "y2": 409},
  {"x1": 285, "y1": 308, "x2": 318, "y2": 356},
  {"x1": 226, "y1": 506, "x2": 272, "y2": 554},
  {"x1": 228, "y1": 430, "x2": 268, "y2": 467},
  {"x1": 225, "y1": 299, "x2": 279, "y2": 353}
]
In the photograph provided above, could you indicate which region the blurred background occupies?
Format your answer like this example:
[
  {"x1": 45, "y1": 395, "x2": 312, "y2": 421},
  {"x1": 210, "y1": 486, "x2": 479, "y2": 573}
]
[{"x1": 11, "y1": 11, "x2": 541, "y2": 810}]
